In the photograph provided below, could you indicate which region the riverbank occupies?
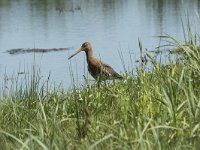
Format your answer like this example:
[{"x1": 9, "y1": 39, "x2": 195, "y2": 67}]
[{"x1": 1, "y1": 36, "x2": 200, "y2": 149}]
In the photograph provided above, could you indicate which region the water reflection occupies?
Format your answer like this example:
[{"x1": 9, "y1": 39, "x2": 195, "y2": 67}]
[{"x1": 0, "y1": 0, "x2": 200, "y2": 89}]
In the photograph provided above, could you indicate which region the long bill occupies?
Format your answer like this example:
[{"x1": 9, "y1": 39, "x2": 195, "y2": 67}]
[{"x1": 68, "y1": 47, "x2": 83, "y2": 59}]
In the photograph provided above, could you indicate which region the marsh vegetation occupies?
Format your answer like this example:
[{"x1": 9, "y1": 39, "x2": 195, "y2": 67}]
[{"x1": 1, "y1": 27, "x2": 200, "y2": 149}]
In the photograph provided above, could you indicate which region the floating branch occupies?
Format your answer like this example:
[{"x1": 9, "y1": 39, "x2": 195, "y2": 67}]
[{"x1": 6, "y1": 47, "x2": 73, "y2": 55}]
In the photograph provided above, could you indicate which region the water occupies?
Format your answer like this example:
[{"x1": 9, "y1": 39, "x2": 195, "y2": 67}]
[{"x1": 0, "y1": 0, "x2": 200, "y2": 89}]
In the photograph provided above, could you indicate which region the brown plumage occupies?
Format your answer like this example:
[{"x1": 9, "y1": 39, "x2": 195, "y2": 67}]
[{"x1": 68, "y1": 42, "x2": 122, "y2": 81}]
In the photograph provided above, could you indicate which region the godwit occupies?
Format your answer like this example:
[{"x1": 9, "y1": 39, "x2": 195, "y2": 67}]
[{"x1": 68, "y1": 42, "x2": 122, "y2": 81}]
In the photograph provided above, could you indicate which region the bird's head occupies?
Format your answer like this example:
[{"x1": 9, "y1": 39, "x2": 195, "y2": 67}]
[{"x1": 68, "y1": 42, "x2": 92, "y2": 59}]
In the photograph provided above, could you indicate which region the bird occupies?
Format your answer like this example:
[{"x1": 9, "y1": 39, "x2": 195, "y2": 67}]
[{"x1": 68, "y1": 42, "x2": 123, "y2": 81}]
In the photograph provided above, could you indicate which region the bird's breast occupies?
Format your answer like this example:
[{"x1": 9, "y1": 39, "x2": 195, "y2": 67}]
[{"x1": 87, "y1": 61, "x2": 100, "y2": 79}]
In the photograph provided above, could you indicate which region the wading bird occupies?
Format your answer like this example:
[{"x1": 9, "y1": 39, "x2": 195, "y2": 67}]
[{"x1": 68, "y1": 42, "x2": 122, "y2": 81}]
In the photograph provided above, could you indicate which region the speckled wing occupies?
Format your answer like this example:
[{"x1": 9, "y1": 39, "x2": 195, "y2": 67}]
[{"x1": 100, "y1": 61, "x2": 123, "y2": 80}]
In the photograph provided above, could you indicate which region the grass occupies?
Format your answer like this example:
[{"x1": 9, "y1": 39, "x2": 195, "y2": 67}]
[{"x1": 1, "y1": 33, "x2": 200, "y2": 149}]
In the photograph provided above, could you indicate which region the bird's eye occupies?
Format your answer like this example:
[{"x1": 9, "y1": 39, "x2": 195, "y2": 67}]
[{"x1": 82, "y1": 42, "x2": 89, "y2": 47}]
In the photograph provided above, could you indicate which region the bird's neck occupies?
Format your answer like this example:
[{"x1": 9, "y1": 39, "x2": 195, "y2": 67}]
[{"x1": 85, "y1": 50, "x2": 93, "y2": 63}]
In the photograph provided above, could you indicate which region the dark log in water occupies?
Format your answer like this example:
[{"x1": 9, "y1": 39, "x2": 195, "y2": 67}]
[{"x1": 6, "y1": 47, "x2": 73, "y2": 55}]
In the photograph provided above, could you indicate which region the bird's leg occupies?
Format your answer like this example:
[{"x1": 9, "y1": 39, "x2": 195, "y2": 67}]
[
  {"x1": 103, "y1": 80, "x2": 107, "y2": 87},
  {"x1": 97, "y1": 81, "x2": 101, "y2": 88},
  {"x1": 96, "y1": 76, "x2": 102, "y2": 88}
]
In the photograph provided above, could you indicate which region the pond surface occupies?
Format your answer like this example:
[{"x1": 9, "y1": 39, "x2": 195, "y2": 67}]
[{"x1": 0, "y1": 0, "x2": 200, "y2": 89}]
